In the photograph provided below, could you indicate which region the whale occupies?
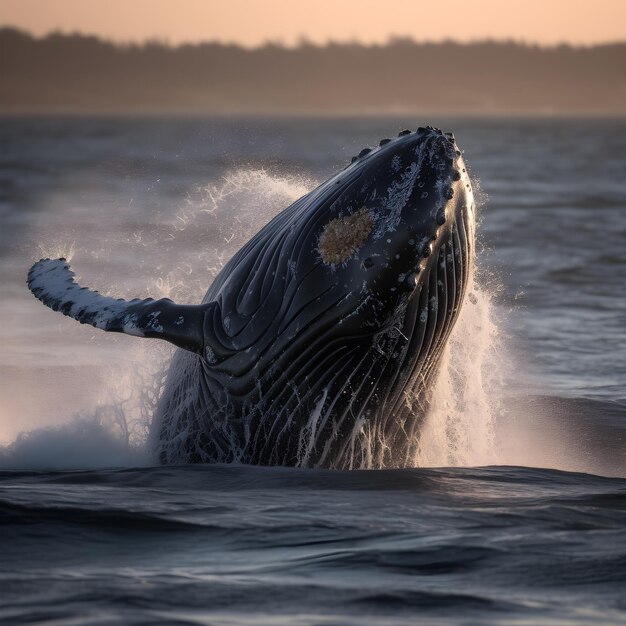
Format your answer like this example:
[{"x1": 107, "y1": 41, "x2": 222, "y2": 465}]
[{"x1": 27, "y1": 126, "x2": 475, "y2": 469}]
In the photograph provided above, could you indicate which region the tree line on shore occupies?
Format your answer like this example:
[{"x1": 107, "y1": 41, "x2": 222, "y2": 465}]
[{"x1": 1, "y1": 28, "x2": 624, "y2": 114}]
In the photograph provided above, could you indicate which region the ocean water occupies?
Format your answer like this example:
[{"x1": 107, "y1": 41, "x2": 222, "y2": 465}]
[{"x1": 0, "y1": 116, "x2": 625, "y2": 625}]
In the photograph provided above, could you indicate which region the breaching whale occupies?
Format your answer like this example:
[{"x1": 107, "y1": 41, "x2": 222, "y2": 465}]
[{"x1": 28, "y1": 126, "x2": 475, "y2": 469}]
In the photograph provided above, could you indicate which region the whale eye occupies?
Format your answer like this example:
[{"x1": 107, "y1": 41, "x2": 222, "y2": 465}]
[{"x1": 362, "y1": 257, "x2": 374, "y2": 269}]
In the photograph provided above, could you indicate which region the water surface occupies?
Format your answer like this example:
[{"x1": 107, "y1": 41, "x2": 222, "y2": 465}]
[{"x1": 0, "y1": 116, "x2": 625, "y2": 624}]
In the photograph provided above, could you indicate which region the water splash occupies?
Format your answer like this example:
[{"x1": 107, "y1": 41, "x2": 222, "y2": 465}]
[
  {"x1": 168, "y1": 169, "x2": 316, "y2": 300},
  {"x1": 418, "y1": 267, "x2": 503, "y2": 467},
  {"x1": 0, "y1": 415, "x2": 148, "y2": 470},
  {"x1": 7, "y1": 169, "x2": 521, "y2": 472}
]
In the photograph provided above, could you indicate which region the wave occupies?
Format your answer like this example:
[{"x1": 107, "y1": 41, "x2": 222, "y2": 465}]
[
  {"x1": 1, "y1": 464, "x2": 624, "y2": 535},
  {"x1": 1, "y1": 462, "x2": 624, "y2": 624}
]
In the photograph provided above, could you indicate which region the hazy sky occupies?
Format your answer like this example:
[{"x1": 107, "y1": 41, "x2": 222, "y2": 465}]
[{"x1": 2, "y1": 0, "x2": 625, "y2": 46}]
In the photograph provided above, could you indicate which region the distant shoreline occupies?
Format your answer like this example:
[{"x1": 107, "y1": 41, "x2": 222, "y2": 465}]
[
  {"x1": 3, "y1": 27, "x2": 625, "y2": 51},
  {"x1": 2, "y1": 28, "x2": 625, "y2": 115}
]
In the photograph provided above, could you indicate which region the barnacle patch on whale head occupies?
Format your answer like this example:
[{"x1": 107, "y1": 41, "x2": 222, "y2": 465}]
[{"x1": 318, "y1": 208, "x2": 374, "y2": 265}]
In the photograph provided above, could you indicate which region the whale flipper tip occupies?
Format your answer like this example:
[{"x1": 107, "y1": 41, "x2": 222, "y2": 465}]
[{"x1": 27, "y1": 258, "x2": 214, "y2": 356}]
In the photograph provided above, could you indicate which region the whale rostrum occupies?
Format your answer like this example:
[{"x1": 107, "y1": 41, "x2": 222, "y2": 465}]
[{"x1": 28, "y1": 126, "x2": 476, "y2": 469}]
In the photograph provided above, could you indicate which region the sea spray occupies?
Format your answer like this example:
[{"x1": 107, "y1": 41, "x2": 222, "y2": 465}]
[
  {"x1": 415, "y1": 168, "x2": 507, "y2": 468},
  {"x1": 170, "y1": 169, "x2": 316, "y2": 297},
  {"x1": 417, "y1": 266, "x2": 504, "y2": 467}
]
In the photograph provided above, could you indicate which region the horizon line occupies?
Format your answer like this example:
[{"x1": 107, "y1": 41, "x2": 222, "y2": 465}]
[{"x1": 2, "y1": 25, "x2": 625, "y2": 51}]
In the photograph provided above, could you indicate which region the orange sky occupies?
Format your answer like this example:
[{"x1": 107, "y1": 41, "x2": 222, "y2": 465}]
[{"x1": 2, "y1": 0, "x2": 625, "y2": 46}]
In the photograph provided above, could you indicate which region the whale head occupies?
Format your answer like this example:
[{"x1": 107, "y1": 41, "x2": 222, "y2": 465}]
[{"x1": 314, "y1": 126, "x2": 475, "y2": 329}]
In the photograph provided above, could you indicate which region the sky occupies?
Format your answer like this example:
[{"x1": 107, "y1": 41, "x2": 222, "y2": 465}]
[{"x1": 2, "y1": 0, "x2": 625, "y2": 47}]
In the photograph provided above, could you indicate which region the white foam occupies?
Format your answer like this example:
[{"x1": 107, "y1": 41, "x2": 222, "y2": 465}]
[
  {"x1": 0, "y1": 413, "x2": 149, "y2": 470},
  {"x1": 417, "y1": 266, "x2": 503, "y2": 467}
]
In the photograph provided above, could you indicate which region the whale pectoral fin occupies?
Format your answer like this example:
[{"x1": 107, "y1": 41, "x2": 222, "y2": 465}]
[{"x1": 27, "y1": 258, "x2": 214, "y2": 355}]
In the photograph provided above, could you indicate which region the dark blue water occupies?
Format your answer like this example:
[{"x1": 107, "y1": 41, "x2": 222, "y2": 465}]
[
  {"x1": 1, "y1": 465, "x2": 626, "y2": 625},
  {"x1": 0, "y1": 116, "x2": 625, "y2": 624}
]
